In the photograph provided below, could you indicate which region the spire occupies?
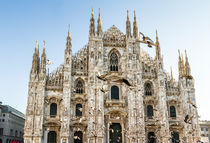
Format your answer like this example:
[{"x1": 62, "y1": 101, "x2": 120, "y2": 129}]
[
  {"x1": 31, "y1": 40, "x2": 40, "y2": 75},
  {"x1": 66, "y1": 24, "x2": 72, "y2": 54},
  {"x1": 40, "y1": 40, "x2": 46, "y2": 74},
  {"x1": 126, "y1": 10, "x2": 131, "y2": 38},
  {"x1": 97, "y1": 8, "x2": 102, "y2": 36},
  {"x1": 185, "y1": 50, "x2": 191, "y2": 76},
  {"x1": 89, "y1": 8, "x2": 95, "y2": 37},
  {"x1": 68, "y1": 24, "x2": 71, "y2": 37},
  {"x1": 155, "y1": 30, "x2": 161, "y2": 60},
  {"x1": 178, "y1": 50, "x2": 185, "y2": 78},
  {"x1": 133, "y1": 10, "x2": 139, "y2": 38}
]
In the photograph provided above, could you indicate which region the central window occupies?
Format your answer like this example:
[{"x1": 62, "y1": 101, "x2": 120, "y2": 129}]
[
  {"x1": 76, "y1": 104, "x2": 82, "y2": 117},
  {"x1": 111, "y1": 85, "x2": 119, "y2": 100},
  {"x1": 147, "y1": 105, "x2": 154, "y2": 118},
  {"x1": 110, "y1": 52, "x2": 118, "y2": 71},
  {"x1": 50, "y1": 103, "x2": 57, "y2": 116},
  {"x1": 75, "y1": 79, "x2": 84, "y2": 94}
]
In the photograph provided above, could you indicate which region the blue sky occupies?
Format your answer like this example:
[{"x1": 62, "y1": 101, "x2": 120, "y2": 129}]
[{"x1": 1, "y1": 0, "x2": 210, "y2": 120}]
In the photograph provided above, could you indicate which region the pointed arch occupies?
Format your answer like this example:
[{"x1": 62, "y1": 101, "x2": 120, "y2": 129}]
[
  {"x1": 108, "y1": 49, "x2": 121, "y2": 72},
  {"x1": 75, "y1": 78, "x2": 85, "y2": 94},
  {"x1": 144, "y1": 81, "x2": 154, "y2": 96}
]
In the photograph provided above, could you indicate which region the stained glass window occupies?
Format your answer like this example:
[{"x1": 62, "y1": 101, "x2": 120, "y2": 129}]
[
  {"x1": 110, "y1": 52, "x2": 118, "y2": 71},
  {"x1": 145, "y1": 83, "x2": 152, "y2": 96},
  {"x1": 75, "y1": 80, "x2": 84, "y2": 94}
]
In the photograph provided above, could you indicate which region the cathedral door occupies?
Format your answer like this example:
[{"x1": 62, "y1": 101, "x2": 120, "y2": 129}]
[
  {"x1": 148, "y1": 132, "x2": 156, "y2": 143},
  {"x1": 74, "y1": 131, "x2": 83, "y2": 143},
  {"x1": 171, "y1": 132, "x2": 179, "y2": 143},
  {"x1": 47, "y1": 131, "x2": 57, "y2": 143},
  {"x1": 109, "y1": 123, "x2": 122, "y2": 143}
]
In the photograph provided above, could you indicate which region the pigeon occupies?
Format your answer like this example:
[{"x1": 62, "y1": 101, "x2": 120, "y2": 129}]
[{"x1": 187, "y1": 100, "x2": 197, "y2": 108}]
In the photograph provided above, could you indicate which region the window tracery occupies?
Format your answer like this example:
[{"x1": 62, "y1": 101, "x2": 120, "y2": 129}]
[
  {"x1": 110, "y1": 52, "x2": 118, "y2": 71},
  {"x1": 145, "y1": 82, "x2": 153, "y2": 96},
  {"x1": 75, "y1": 79, "x2": 84, "y2": 94}
]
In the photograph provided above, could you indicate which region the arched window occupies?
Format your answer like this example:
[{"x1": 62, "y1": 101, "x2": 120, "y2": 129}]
[
  {"x1": 148, "y1": 132, "x2": 156, "y2": 143},
  {"x1": 76, "y1": 104, "x2": 82, "y2": 117},
  {"x1": 50, "y1": 103, "x2": 57, "y2": 116},
  {"x1": 75, "y1": 79, "x2": 84, "y2": 94},
  {"x1": 170, "y1": 106, "x2": 176, "y2": 118},
  {"x1": 147, "y1": 105, "x2": 154, "y2": 118},
  {"x1": 111, "y1": 86, "x2": 119, "y2": 100},
  {"x1": 74, "y1": 131, "x2": 83, "y2": 143},
  {"x1": 171, "y1": 132, "x2": 179, "y2": 143},
  {"x1": 110, "y1": 52, "x2": 118, "y2": 71},
  {"x1": 145, "y1": 82, "x2": 153, "y2": 96},
  {"x1": 47, "y1": 131, "x2": 56, "y2": 143}
]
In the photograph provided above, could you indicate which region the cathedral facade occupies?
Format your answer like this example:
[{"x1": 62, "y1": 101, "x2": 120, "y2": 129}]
[{"x1": 24, "y1": 9, "x2": 201, "y2": 143}]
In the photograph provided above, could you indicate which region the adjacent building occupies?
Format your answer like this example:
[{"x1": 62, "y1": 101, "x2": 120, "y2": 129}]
[
  {"x1": 24, "y1": 9, "x2": 201, "y2": 143},
  {"x1": 0, "y1": 102, "x2": 25, "y2": 143},
  {"x1": 200, "y1": 120, "x2": 210, "y2": 143}
]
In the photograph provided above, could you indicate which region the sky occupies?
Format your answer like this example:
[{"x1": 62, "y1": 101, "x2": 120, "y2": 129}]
[{"x1": 0, "y1": 0, "x2": 210, "y2": 120}]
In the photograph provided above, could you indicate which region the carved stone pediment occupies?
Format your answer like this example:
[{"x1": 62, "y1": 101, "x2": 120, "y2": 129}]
[
  {"x1": 45, "y1": 95, "x2": 62, "y2": 104},
  {"x1": 103, "y1": 25, "x2": 126, "y2": 47},
  {"x1": 44, "y1": 121, "x2": 61, "y2": 127}
]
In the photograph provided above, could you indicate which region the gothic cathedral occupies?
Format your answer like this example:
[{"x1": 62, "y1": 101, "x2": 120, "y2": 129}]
[{"x1": 24, "y1": 9, "x2": 201, "y2": 143}]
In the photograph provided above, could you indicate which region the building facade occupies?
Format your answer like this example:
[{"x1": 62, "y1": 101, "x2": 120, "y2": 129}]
[
  {"x1": 199, "y1": 120, "x2": 210, "y2": 143},
  {"x1": 24, "y1": 9, "x2": 201, "y2": 143},
  {"x1": 0, "y1": 102, "x2": 25, "y2": 143}
]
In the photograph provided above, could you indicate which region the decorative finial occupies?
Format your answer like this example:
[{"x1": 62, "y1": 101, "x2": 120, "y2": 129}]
[
  {"x1": 99, "y1": 8, "x2": 101, "y2": 17},
  {"x1": 185, "y1": 49, "x2": 187, "y2": 58},
  {"x1": 36, "y1": 40, "x2": 38, "y2": 48},
  {"x1": 156, "y1": 29, "x2": 159, "y2": 41},
  {"x1": 68, "y1": 24, "x2": 71, "y2": 37},
  {"x1": 127, "y1": 10, "x2": 129, "y2": 20},
  {"x1": 91, "y1": 8, "x2": 94, "y2": 16},
  {"x1": 134, "y1": 10, "x2": 136, "y2": 18},
  {"x1": 43, "y1": 40, "x2": 46, "y2": 48}
]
